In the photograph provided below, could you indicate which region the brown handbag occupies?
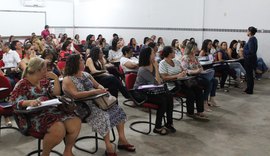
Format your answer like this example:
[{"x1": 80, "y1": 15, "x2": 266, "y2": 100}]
[{"x1": 94, "y1": 93, "x2": 117, "y2": 110}]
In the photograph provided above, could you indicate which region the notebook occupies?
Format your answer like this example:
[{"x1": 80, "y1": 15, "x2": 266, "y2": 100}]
[{"x1": 26, "y1": 98, "x2": 62, "y2": 110}]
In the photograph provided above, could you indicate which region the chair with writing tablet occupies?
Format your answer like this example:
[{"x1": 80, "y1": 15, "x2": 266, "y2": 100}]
[{"x1": 13, "y1": 99, "x2": 63, "y2": 156}]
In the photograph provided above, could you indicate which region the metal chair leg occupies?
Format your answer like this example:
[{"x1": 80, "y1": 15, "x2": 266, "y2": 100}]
[
  {"x1": 74, "y1": 129, "x2": 115, "y2": 154},
  {"x1": 27, "y1": 139, "x2": 62, "y2": 156},
  {"x1": 130, "y1": 108, "x2": 156, "y2": 135}
]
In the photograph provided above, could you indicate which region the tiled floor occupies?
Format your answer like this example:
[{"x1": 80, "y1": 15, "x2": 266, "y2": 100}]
[{"x1": 1, "y1": 78, "x2": 270, "y2": 156}]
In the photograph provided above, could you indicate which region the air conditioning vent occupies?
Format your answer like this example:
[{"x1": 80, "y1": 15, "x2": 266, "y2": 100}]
[{"x1": 23, "y1": 0, "x2": 45, "y2": 7}]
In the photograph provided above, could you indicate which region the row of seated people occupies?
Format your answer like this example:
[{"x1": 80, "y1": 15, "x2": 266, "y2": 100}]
[
  {"x1": 1, "y1": 42, "x2": 220, "y2": 155},
  {"x1": 7, "y1": 56, "x2": 135, "y2": 156},
  {"x1": 1, "y1": 33, "x2": 264, "y2": 154}
]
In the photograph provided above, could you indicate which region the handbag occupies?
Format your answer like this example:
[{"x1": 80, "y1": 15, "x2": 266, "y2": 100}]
[
  {"x1": 57, "y1": 95, "x2": 77, "y2": 113},
  {"x1": 94, "y1": 93, "x2": 117, "y2": 110}
]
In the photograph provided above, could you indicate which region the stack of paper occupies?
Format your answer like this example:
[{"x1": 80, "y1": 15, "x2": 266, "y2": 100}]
[{"x1": 26, "y1": 98, "x2": 62, "y2": 110}]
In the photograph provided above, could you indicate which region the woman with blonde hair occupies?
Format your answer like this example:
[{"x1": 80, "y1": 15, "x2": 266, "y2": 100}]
[{"x1": 10, "y1": 57, "x2": 81, "y2": 156}]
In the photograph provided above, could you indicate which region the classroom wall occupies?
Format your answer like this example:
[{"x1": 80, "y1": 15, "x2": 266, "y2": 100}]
[
  {"x1": 74, "y1": 0, "x2": 270, "y2": 64},
  {"x1": 203, "y1": 0, "x2": 270, "y2": 64},
  {"x1": 0, "y1": 0, "x2": 74, "y2": 38},
  {"x1": 1, "y1": 0, "x2": 269, "y2": 65}
]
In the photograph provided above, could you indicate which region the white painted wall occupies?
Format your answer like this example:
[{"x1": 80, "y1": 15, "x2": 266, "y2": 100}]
[
  {"x1": 1, "y1": 0, "x2": 269, "y2": 65},
  {"x1": 74, "y1": 0, "x2": 204, "y2": 28},
  {"x1": 204, "y1": 0, "x2": 270, "y2": 29},
  {"x1": 203, "y1": 0, "x2": 270, "y2": 65},
  {"x1": 0, "y1": 0, "x2": 74, "y2": 37},
  {"x1": 74, "y1": 0, "x2": 204, "y2": 47}
]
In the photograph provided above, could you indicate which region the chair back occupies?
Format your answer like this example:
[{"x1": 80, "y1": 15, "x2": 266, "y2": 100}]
[
  {"x1": 0, "y1": 75, "x2": 12, "y2": 99},
  {"x1": 125, "y1": 73, "x2": 137, "y2": 90},
  {"x1": 0, "y1": 60, "x2": 4, "y2": 68}
]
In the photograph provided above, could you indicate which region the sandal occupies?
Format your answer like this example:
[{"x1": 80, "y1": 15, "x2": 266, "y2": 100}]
[
  {"x1": 194, "y1": 113, "x2": 210, "y2": 121},
  {"x1": 118, "y1": 144, "x2": 136, "y2": 152},
  {"x1": 153, "y1": 127, "x2": 168, "y2": 135}
]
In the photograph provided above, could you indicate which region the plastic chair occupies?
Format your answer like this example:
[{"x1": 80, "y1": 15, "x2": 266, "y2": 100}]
[
  {"x1": 125, "y1": 74, "x2": 166, "y2": 135},
  {"x1": 123, "y1": 73, "x2": 137, "y2": 107}
]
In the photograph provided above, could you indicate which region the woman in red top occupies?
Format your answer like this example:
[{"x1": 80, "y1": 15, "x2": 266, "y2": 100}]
[{"x1": 57, "y1": 40, "x2": 73, "y2": 73}]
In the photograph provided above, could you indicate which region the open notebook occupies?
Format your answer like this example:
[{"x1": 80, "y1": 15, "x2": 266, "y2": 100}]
[{"x1": 26, "y1": 98, "x2": 62, "y2": 110}]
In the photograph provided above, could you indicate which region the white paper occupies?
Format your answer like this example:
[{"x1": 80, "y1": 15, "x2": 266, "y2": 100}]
[
  {"x1": 138, "y1": 84, "x2": 164, "y2": 89},
  {"x1": 26, "y1": 98, "x2": 62, "y2": 110}
]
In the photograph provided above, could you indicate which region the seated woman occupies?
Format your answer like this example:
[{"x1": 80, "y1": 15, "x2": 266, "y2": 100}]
[
  {"x1": 228, "y1": 40, "x2": 245, "y2": 67},
  {"x1": 128, "y1": 38, "x2": 140, "y2": 56},
  {"x1": 159, "y1": 46, "x2": 207, "y2": 119},
  {"x1": 108, "y1": 38, "x2": 123, "y2": 63},
  {"x1": 10, "y1": 57, "x2": 81, "y2": 156},
  {"x1": 85, "y1": 47, "x2": 130, "y2": 99},
  {"x1": 57, "y1": 40, "x2": 73, "y2": 73},
  {"x1": 22, "y1": 43, "x2": 37, "y2": 65},
  {"x1": 41, "y1": 49, "x2": 61, "y2": 77},
  {"x1": 200, "y1": 40, "x2": 229, "y2": 91},
  {"x1": 133, "y1": 47, "x2": 175, "y2": 135},
  {"x1": 120, "y1": 46, "x2": 138, "y2": 73},
  {"x1": 63, "y1": 54, "x2": 135, "y2": 156},
  {"x1": 2, "y1": 42, "x2": 27, "y2": 87},
  {"x1": 171, "y1": 39, "x2": 182, "y2": 61},
  {"x1": 217, "y1": 42, "x2": 246, "y2": 86},
  {"x1": 181, "y1": 42, "x2": 219, "y2": 111},
  {"x1": 255, "y1": 57, "x2": 269, "y2": 80}
]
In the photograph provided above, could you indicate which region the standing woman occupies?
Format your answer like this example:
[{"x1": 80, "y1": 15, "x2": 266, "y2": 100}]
[{"x1": 243, "y1": 26, "x2": 258, "y2": 94}]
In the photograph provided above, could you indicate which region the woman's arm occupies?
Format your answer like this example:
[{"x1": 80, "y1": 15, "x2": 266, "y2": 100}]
[
  {"x1": 86, "y1": 58, "x2": 102, "y2": 73},
  {"x1": 199, "y1": 50, "x2": 205, "y2": 57},
  {"x1": 62, "y1": 76, "x2": 107, "y2": 99},
  {"x1": 88, "y1": 74, "x2": 105, "y2": 89},
  {"x1": 47, "y1": 71, "x2": 61, "y2": 96},
  {"x1": 123, "y1": 60, "x2": 138, "y2": 69},
  {"x1": 153, "y1": 61, "x2": 162, "y2": 84},
  {"x1": 217, "y1": 52, "x2": 224, "y2": 61},
  {"x1": 227, "y1": 48, "x2": 233, "y2": 60}
]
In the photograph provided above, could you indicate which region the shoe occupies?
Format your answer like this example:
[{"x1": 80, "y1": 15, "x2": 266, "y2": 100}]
[
  {"x1": 105, "y1": 151, "x2": 117, "y2": 156},
  {"x1": 208, "y1": 100, "x2": 220, "y2": 107},
  {"x1": 118, "y1": 144, "x2": 136, "y2": 152},
  {"x1": 194, "y1": 113, "x2": 210, "y2": 121},
  {"x1": 165, "y1": 124, "x2": 176, "y2": 133},
  {"x1": 242, "y1": 91, "x2": 253, "y2": 94},
  {"x1": 5, "y1": 121, "x2": 12, "y2": 127},
  {"x1": 153, "y1": 127, "x2": 168, "y2": 135},
  {"x1": 186, "y1": 113, "x2": 195, "y2": 119}
]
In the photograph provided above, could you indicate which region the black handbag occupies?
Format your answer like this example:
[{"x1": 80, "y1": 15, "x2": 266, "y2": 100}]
[{"x1": 57, "y1": 95, "x2": 77, "y2": 113}]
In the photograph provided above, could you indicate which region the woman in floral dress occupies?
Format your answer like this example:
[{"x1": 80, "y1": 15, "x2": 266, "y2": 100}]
[
  {"x1": 10, "y1": 57, "x2": 81, "y2": 156},
  {"x1": 62, "y1": 54, "x2": 135, "y2": 156}
]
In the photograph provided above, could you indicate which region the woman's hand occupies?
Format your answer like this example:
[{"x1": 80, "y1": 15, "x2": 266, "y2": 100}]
[
  {"x1": 152, "y1": 60, "x2": 159, "y2": 68},
  {"x1": 29, "y1": 99, "x2": 41, "y2": 107},
  {"x1": 95, "y1": 88, "x2": 108, "y2": 94},
  {"x1": 177, "y1": 71, "x2": 187, "y2": 79},
  {"x1": 197, "y1": 68, "x2": 203, "y2": 73}
]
